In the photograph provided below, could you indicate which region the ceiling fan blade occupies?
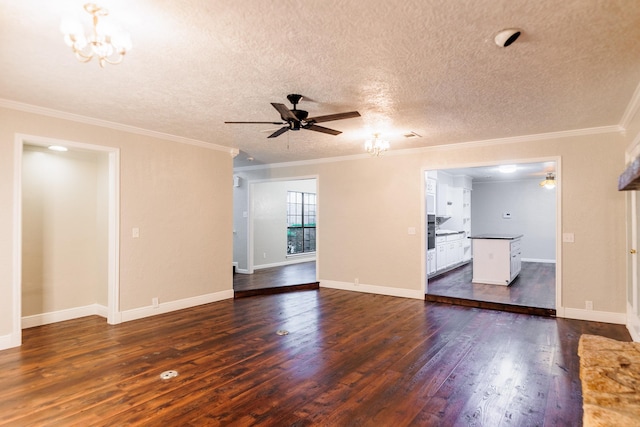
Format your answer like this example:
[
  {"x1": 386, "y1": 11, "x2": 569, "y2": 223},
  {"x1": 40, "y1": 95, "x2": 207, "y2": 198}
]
[
  {"x1": 306, "y1": 111, "x2": 360, "y2": 123},
  {"x1": 271, "y1": 103, "x2": 298, "y2": 122},
  {"x1": 268, "y1": 126, "x2": 290, "y2": 138},
  {"x1": 306, "y1": 124, "x2": 342, "y2": 136},
  {"x1": 225, "y1": 121, "x2": 285, "y2": 124}
]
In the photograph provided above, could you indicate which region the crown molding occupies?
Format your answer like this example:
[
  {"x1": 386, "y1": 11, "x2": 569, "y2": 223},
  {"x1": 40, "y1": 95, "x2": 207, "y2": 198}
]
[
  {"x1": 0, "y1": 98, "x2": 238, "y2": 156},
  {"x1": 620, "y1": 80, "x2": 640, "y2": 131},
  {"x1": 234, "y1": 125, "x2": 623, "y2": 171}
]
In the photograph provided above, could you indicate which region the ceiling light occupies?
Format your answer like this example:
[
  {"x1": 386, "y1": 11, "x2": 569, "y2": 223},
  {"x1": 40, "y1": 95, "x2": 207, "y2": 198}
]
[
  {"x1": 498, "y1": 164, "x2": 517, "y2": 173},
  {"x1": 540, "y1": 173, "x2": 556, "y2": 189},
  {"x1": 364, "y1": 133, "x2": 390, "y2": 157},
  {"x1": 48, "y1": 145, "x2": 68, "y2": 152},
  {"x1": 60, "y1": 3, "x2": 132, "y2": 68},
  {"x1": 494, "y1": 29, "x2": 521, "y2": 47}
]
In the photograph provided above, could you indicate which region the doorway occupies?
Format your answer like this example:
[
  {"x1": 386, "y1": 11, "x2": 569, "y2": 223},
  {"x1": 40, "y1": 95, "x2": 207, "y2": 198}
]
[
  {"x1": 424, "y1": 160, "x2": 560, "y2": 314},
  {"x1": 12, "y1": 135, "x2": 120, "y2": 346},
  {"x1": 234, "y1": 177, "x2": 318, "y2": 292}
]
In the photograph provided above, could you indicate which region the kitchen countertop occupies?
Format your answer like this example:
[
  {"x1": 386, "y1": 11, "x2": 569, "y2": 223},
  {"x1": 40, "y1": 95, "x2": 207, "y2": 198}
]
[
  {"x1": 469, "y1": 234, "x2": 523, "y2": 240},
  {"x1": 435, "y1": 230, "x2": 465, "y2": 236}
]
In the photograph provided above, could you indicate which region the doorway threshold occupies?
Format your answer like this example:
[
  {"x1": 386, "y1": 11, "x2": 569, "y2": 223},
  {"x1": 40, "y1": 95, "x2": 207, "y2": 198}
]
[
  {"x1": 234, "y1": 282, "x2": 319, "y2": 299},
  {"x1": 425, "y1": 294, "x2": 556, "y2": 317}
]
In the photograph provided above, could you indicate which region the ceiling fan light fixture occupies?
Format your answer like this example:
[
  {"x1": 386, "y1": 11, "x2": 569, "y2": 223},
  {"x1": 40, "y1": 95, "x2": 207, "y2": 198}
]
[
  {"x1": 365, "y1": 134, "x2": 389, "y2": 157},
  {"x1": 540, "y1": 173, "x2": 556, "y2": 189}
]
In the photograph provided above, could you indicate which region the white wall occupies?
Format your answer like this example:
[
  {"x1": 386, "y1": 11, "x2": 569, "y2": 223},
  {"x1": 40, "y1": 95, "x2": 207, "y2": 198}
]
[
  {"x1": 252, "y1": 179, "x2": 316, "y2": 269},
  {"x1": 472, "y1": 179, "x2": 556, "y2": 262},
  {"x1": 22, "y1": 145, "x2": 108, "y2": 316}
]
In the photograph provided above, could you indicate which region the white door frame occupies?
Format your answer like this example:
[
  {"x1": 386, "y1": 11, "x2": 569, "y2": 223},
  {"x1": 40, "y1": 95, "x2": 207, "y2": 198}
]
[
  {"x1": 422, "y1": 156, "x2": 563, "y2": 315},
  {"x1": 628, "y1": 190, "x2": 640, "y2": 340},
  {"x1": 12, "y1": 134, "x2": 121, "y2": 347}
]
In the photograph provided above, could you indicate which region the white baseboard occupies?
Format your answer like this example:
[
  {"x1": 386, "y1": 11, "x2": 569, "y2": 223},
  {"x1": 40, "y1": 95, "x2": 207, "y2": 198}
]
[
  {"x1": 235, "y1": 268, "x2": 251, "y2": 274},
  {"x1": 22, "y1": 304, "x2": 108, "y2": 329},
  {"x1": 627, "y1": 302, "x2": 640, "y2": 342},
  {"x1": 254, "y1": 257, "x2": 316, "y2": 270},
  {"x1": 121, "y1": 289, "x2": 234, "y2": 322},
  {"x1": 0, "y1": 333, "x2": 19, "y2": 351},
  {"x1": 561, "y1": 307, "x2": 626, "y2": 325},
  {"x1": 320, "y1": 280, "x2": 424, "y2": 300},
  {"x1": 522, "y1": 258, "x2": 556, "y2": 263}
]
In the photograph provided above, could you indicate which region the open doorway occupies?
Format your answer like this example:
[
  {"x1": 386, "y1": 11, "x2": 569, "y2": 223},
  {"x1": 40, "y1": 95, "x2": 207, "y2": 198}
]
[
  {"x1": 13, "y1": 135, "x2": 120, "y2": 346},
  {"x1": 233, "y1": 177, "x2": 318, "y2": 294},
  {"x1": 425, "y1": 160, "x2": 559, "y2": 314}
]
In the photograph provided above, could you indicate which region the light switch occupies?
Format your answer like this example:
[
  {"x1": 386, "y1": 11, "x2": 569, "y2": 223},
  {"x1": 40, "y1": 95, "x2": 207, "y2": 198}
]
[
  {"x1": 502, "y1": 212, "x2": 512, "y2": 219},
  {"x1": 563, "y1": 233, "x2": 575, "y2": 243},
  {"x1": 132, "y1": 227, "x2": 140, "y2": 238},
  {"x1": 408, "y1": 227, "x2": 416, "y2": 235}
]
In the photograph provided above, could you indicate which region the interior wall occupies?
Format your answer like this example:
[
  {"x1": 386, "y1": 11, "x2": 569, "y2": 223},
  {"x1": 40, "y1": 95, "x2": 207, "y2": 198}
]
[
  {"x1": 235, "y1": 131, "x2": 628, "y2": 315},
  {"x1": 21, "y1": 145, "x2": 107, "y2": 316},
  {"x1": 252, "y1": 179, "x2": 316, "y2": 269},
  {"x1": 0, "y1": 106, "x2": 233, "y2": 345},
  {"x1": 472, "y1": 179, "x2": 556, "y2": 262}
]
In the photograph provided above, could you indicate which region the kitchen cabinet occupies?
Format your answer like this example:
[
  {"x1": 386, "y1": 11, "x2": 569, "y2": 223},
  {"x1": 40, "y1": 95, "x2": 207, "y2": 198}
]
[
  {"x1": 462, "y1": 188, "x2": 471, "y2": 261},
  {"x1": 427, "y1": 249, "x2": 436, "y2": 275},
  {"x1": 470, "y1": 234, "x2": 523, "y2": 285},
  {"x1": 426, "y1": 178, "x2": 436, "y2": 215},
  {"x1": 436, "y1": 182, "x2": 452, "y2": 217},
  {"x1": 436, "y1": 233, "x2": 464, "y2": 271},
  {"x1": 436, "y1": 236, "x2": 447, "y2": 270}
]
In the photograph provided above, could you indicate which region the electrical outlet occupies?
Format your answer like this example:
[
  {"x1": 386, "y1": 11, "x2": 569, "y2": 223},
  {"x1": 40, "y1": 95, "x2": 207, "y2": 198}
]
[
  {"x1": 354, "y1": 278, "x2": 359, "y2": 286},
  {"x1": 263, "y1": 252, "x2": 267, "y2": 259},
  {"x1": 585, "y1": 300, "x2": 593, "y2": 310},
  {"x1": 152, "y1": 297, "x2": 159, "y2": 308},
  {"x1": 132, "y1": 227, "x2": 140, "y2": 238}
]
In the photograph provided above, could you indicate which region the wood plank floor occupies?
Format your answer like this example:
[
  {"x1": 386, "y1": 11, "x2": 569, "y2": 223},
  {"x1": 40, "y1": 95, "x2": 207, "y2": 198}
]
[
  {"x1": 0, "y1": 289, "x2": 630, "y2": 426},
  {"x1": 428, "y1": 261, "x2": 556, "y2": 311},
  {"x1": 234, "y1": 262, "x2": 318, "y2": 298}
]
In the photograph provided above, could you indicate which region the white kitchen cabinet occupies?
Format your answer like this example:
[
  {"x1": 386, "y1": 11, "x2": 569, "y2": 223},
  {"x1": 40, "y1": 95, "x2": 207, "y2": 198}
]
[
  {"x1": 435, "y1": 233, "x2": 465, "y2": 271},
  {"x1": 470, "y1": 235, "x2": 523, "y2": 285},
  {"x1": 427, "y1": 249, "x2": 437, "y2": 276},
  {"x1": 436, "y1": 236, "x2": 447, "y2": 270},
  {"x1": 426, "y1": 178, "x2": 436, "y2": 215},
  {"x1": 462, "y1": 188, "x2": 472, "y2": 261}
]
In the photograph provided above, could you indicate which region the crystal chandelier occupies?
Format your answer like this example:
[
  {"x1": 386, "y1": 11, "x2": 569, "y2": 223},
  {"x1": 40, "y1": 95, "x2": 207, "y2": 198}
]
[
  {"x1": 364, "y1": 134, "x2": 390, "y2": 156},
  {"x1": 60, "y1": 3, "x2": 132, "y2": 68}
]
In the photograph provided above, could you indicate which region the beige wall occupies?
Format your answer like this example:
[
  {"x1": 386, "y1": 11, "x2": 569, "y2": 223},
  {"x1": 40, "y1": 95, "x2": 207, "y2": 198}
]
[
  {"x1": 22, "y1": 146, "x2": 108, "y2": 316},
  {"x1": 236, "y1": 131, "x2": 628, "y2": 313},
  {"x1": 0, "y1": 107, "x2": 233, "y2": 339}
]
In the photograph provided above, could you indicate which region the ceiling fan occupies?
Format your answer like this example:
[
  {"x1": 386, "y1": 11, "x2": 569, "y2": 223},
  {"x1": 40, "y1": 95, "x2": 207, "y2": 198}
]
[{"x1": 225, "y1": 94, "x2": 361, "y2": 138}]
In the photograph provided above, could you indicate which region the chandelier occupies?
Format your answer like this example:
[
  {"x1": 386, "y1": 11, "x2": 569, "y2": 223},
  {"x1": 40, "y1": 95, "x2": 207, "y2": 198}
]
[
  {"x1": 364, "y1": 134, "x2": 390, "y2": 156},
  {"x1": 60, "y1": 3, "x2": 132, "y2": 68},
  {"x1": 539, "y1": 173, "x2": 556, "y2": 189}
]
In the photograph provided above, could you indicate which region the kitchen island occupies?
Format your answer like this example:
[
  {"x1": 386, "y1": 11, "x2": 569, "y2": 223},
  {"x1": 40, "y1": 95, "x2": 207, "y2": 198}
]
[{"x1": 469, "y1": 234, "x2": 523, "y2": 286}]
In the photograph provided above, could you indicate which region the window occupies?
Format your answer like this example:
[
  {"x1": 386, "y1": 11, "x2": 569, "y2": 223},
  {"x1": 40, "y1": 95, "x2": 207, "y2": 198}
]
[{"x1": 287, "y1": 191, "x2": 316, "y2": 254}]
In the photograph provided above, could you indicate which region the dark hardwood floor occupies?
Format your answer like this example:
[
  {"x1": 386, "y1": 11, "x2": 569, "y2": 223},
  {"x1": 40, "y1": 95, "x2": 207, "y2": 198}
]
[
  {"x1": 427, "y1": 261, "x2": 556, "y2": 315},
  {"x1": 0, "y1": 289, "x2": 630, "y2": 426},
  {"x1": 234, "y1": 261, "x2": 318, "y2": 298}
]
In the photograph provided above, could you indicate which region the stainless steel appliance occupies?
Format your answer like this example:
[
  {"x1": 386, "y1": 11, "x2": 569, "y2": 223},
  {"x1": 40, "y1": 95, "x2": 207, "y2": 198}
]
[{"x1": 427, "y1": 215, "x2": 435, "y2": 249}]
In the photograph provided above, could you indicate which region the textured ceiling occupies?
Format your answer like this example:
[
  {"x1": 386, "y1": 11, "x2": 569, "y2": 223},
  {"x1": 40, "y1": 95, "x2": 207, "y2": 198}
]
[{"x1": 1, "y1": 0, "x2": 639, "y2": 167}]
